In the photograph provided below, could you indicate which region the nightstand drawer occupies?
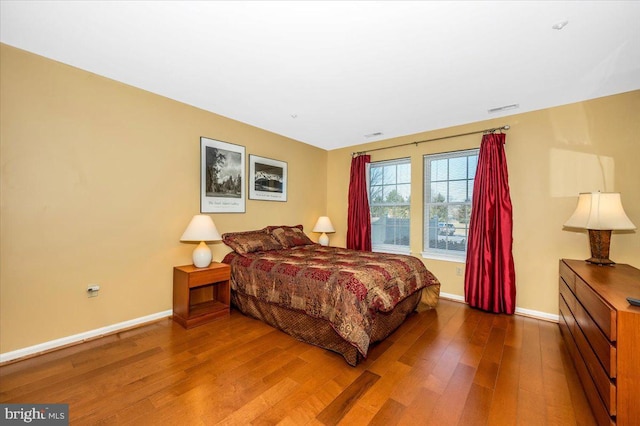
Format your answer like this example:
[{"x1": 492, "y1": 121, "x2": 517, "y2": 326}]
[{"x1": 188, "y1": 267, "x2": 230, "y2": 287}]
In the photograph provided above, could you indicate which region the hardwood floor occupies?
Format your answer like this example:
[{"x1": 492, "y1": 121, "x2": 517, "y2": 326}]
[{"x1": 0, "y1": 299, "x2": 596, "y2": 425}]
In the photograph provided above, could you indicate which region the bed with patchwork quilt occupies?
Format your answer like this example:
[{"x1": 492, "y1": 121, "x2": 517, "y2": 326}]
[{"x1": 221, "y1": 225, "x2": 441, "y2": 366}]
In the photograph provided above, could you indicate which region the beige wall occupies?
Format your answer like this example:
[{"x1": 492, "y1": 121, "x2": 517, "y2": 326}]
[
  {"x1": 328, "y1": 90, "x2": 640, "y2": 315},
  {"x1": 2, "y1": 42, "x2": 639, "y2": 355},
  {"x1": 0, "y1": 44, "x2": 327, "y2": 353}
]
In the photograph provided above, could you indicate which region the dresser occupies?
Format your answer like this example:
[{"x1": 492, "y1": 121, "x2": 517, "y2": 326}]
[{"x1": 558, "y1": 259, "x2": 640, "y2": 425}]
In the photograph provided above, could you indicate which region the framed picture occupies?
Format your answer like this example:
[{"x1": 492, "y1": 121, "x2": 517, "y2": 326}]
[
  {"x1": 200, "y1": 137, "x2": 245, "y2": 213},
  {"x1": 249, "y1": 155, "x2": 287, "y2": 202}
]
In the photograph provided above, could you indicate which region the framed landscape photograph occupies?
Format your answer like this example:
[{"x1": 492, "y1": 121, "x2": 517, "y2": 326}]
[
  {"x1": 249, "y1": 155, "x2": 287, "y2": 202},
  {"x1": 200, "y1": 137, "x2": 245, "y2": 213}
]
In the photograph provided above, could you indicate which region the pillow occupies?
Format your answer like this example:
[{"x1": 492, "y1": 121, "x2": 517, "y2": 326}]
[
  {"x1": 222, "y1": 229, "x2": 283, "y2": 254},
  {"x1": 268, "y1": 225, "x2": 315, "y2": 248}
]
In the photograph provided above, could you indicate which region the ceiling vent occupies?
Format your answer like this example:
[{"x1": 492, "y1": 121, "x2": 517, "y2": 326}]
[
  {"x1": 488, "y1": 104, "x2": 520, "y2": 114},
  {"x1": 364, "y1": 132, "x2": 384, "y2": 138}
]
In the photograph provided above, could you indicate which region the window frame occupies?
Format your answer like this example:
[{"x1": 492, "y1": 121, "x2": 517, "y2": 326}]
[
  {"x1": 367, "y1": 157, "x2": 411, "y2": 254},
  {"x1": 422, "y1": 148, "x2": 479, "y2": 262}
]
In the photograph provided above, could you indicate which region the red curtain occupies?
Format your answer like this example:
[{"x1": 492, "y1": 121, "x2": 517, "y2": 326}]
[
  {"x1": 347, "y1": 154, "x2": 372, "y2": 251},
  {"x1": 464, "y1": 133, "x2": 516, "y2": 314}
]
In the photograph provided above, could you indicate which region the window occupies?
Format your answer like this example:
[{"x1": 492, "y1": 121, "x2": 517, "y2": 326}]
[
  {"x1": 368, "y1": 158, "x2": 411, "y2": 253},
  {"x1": 423, "y1": 149, "x2": 479, "y2": 261}
]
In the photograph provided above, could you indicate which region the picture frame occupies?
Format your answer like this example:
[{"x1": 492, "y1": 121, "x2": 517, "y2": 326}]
[
  {"x1": 200, "y1": 137, "x2": 245, "y2": 213},
  {"x1": 248, "y1": 155, "x2": 287, "y2": 202}
]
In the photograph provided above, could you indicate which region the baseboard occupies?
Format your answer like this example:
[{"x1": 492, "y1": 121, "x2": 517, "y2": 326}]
[
  {"x1": 0, "y1": 310, "x2": 172, "y2": 364},
  {"x1": 439, "y1": 292, "x2": 465, "y2": 302},
  {"x1": 1, "y1": 294, "x2": 560, "y2": 364},
  {"x1": 439, "y1": 292, "x2": 559, "y2": 323}
]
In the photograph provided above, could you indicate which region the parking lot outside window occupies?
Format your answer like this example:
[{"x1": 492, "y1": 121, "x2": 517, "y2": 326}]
[{"x1": 423, "y1": 149, "x2": 479, "y2": 261}]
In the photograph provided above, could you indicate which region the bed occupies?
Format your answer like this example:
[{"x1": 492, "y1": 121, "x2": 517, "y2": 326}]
[{"x1": 221, "y1": 225, "x2": 441, "y2": 366}]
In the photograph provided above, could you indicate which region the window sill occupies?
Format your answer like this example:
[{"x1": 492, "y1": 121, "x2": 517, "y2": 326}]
[
  {"x1": 421, "y1": 251, "x2": 466, "y2": 263},
  {"x1": 373, "y1": 245, "x2": 411, "y2": 255}
]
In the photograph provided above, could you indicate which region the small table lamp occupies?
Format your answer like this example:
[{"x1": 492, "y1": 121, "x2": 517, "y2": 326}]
[
  {"x1": 564, "y1": 192, "x2": 636, "y2": 265},
  {"x1": 180, "y1": 215, "x2": 222, "y2": 268},
  {"x1": 313, "y1": 216, "x2": 335, "y2": 246}
]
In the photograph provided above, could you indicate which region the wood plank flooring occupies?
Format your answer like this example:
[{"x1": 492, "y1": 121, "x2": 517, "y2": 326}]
[{"x1": 0, "y1": 299, "x2": 596, "y2": 425}]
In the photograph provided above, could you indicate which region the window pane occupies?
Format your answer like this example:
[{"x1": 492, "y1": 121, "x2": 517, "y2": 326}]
[
  {"x1": 383, "y1": 165, "x2": 396, "y2": 185},
  {"x1": 456, "y1": 204, "x2": 471, "y2": 226},
  {"x1": 430, "y1": 182, "x2": 447, "y2": 203},
  {"x1": 428, "y1": 205, "x2": 447, "y2": 223},
  {"x1": 449, "y1": 157, "x2": 467, "y2": 180},
  {"x1": 370, "y1": 167, "x2": 383, "y2": 186},
  {"x1": 431, "y1": 159, "x2": 448, "y2": 181},
  {"x1": 449, "y1": 180, "x2": 466, "y2": 202},
  {"x1": 469, "y1": 155, "x2": 478, "y2": 177},
  {"x1": 383, "y1": 185, "x2": 396, "y2": 201},
  {"x1": 370, "y1": 185, "x2": 383, "y2": 202},
  {"x1": 371, "y1": 207, "x2": 410, "y2": 246},
  {"x1": 370, "y1": 205, "x2": 383, "y2": 216},
  {"x1": 397, "y1": 183, "x2": 411, "y2": 201},
  {"x1": 468, "y1": 180, "x2": 474, "y2": 201},
  {"x1": 397, "y1": 163, "x2": 411, "y2": 183}
]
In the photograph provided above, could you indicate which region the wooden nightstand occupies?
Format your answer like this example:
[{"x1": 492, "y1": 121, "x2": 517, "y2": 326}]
[{"x1": 172, "y1": 262, "x2": 231, "y2": 329}]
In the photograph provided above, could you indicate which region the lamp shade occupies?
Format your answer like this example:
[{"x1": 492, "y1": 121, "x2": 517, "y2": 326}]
[
  {"x1": 312, "y1": 216, "x2": 335, "y2": 233},
  {"x1": 564, "y1": 192, "x2": 636, "y2": 230},
  {"x1": 180, "y1": 215, "x2": 222, "y2": 242}
]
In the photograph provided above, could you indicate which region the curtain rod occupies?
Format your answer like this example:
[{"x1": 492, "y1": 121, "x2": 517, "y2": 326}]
[{"x1": 352, "y1": 124, "x2": 510, "y2": 157}]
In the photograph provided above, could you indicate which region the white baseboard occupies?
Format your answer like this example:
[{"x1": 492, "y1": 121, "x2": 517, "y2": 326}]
[
  {"x1": 0, "y1": 310, "x2": 172, "y2": 364},
  {"x1": 1, "y1": 293, "x2": 561, "y2": 364},
  {"x1": 439, "y1": 292, "x2": 559, "y2": 323},
  {"x1": 439, "y1": 291, "x2": 465, "y2": 302}
]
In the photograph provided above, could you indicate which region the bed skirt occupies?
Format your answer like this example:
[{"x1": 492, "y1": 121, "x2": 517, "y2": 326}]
[{"x1": 231, "y1": 284, "x2": 440, "y2": 366}]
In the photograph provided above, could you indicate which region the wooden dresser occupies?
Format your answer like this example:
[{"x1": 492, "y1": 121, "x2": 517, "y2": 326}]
[{"x1": 558, "y1": 259, "x2": 640, "y2": 425}]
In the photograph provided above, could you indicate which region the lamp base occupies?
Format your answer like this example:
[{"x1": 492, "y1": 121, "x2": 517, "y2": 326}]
[
  {"x1": 192, "y1": 241, "x2": 212, "y2": 268},
  {"x1": 318, "y1": 232, "x2": 329, "y2": 246},
  {"x1": 586, "y1": 229, "x2": 615, "y2": 266}
]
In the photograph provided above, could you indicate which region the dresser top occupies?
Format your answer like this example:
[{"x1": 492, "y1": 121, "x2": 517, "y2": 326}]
[{"x1": 562, "y1": 259, "x2": 640, "y2": 313}]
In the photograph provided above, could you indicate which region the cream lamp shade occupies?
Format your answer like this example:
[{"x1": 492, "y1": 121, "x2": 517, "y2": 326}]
[
  {"x1": 313, "y1": 216, "x2": 335, "y2": 246},
  {"x1": 564, "y1": 192, "x2": 636, "y2": 265},
  {"x1": 180, "y1": 215, "x2": 222, "y2": 268}
]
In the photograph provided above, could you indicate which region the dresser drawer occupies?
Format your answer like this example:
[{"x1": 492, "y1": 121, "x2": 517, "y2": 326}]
[
  {"x1": 559, "y1": 260, "x2": 576, "y2": 292},
  {"x1": 575, "y1": 276, "x2": 617, "y2": 341},
  {"x1": 573, "y1": 293, "x2": 617, "y2": 378},
  {"x1": 571, "y1": 310, "x2": 617, "y2": 415},
  {"x1": 560, "y1": 259, "x2": 640, "y2": 425},
  {"x1": 559, "y1": 279, "x2": 576, "y2": 313},
  {"x1": 559, "y1": 292, "x2": 577, "y2": 335},
  {"x1": 559, "y1": 306, "x2": 615, "y2": 426}
]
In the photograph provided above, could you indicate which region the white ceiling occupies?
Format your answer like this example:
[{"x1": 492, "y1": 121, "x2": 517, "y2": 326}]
[{"x1": 2, "y1": 1, "x2": 639, "y2": 150}]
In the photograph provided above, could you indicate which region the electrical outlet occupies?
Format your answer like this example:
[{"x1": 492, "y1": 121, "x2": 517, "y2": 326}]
[
  {"x1": 87, "y1": 284, "x2": 100, "y2": 297},
  {"x1": 455, "y1": 267, "x2": 464, "y2": 276}
]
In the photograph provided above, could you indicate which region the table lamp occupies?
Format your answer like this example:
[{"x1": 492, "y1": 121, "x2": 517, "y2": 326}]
[
  {"x1": 313, "y1": 216, "x2": 335, "y2": 246},
  {"x1": 180, "y1": 215, "x2": 222, "y2": 267},
  {"x1": 564, "y1": 192, "x2": 636, "y2": 265}
]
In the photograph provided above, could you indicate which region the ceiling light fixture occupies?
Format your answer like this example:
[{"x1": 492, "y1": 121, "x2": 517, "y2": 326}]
[
  {"x1": 488, "y1": 104, "x2": 520, "y2": 114},
  {"x1": 552, "y1": 20, "x2": 569, "y2": 30}
]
